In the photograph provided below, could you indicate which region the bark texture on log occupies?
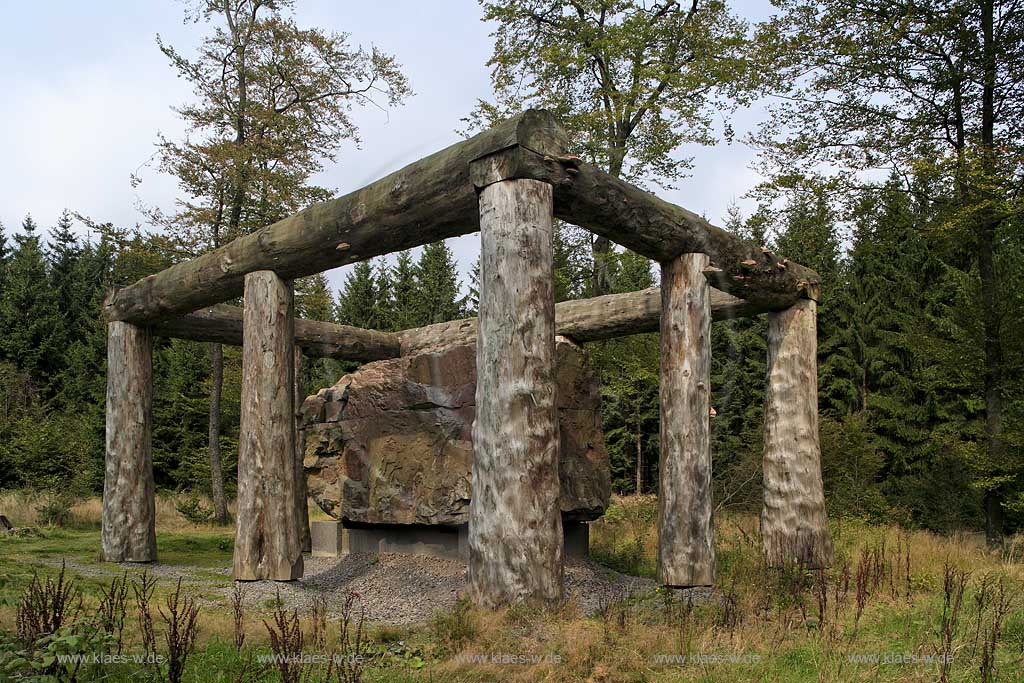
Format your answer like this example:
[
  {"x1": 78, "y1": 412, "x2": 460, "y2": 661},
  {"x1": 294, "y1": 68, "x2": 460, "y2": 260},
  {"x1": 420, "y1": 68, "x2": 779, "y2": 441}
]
[
  {"x1": 468, "y1": 179, "x2": 563, "y2": 607},
  {"x1": 157, "y1": 286, "x2": 756, "y2": 361},
  {"x1": 153, "y1": 304, "x2": 400, "y2": 360},
  {"x1": 104, "y1": 111, "x2": 567, "y2": 324},
  {"x1": 762, "y1": 299, "x2": 834, "y2": 569},
  {"x1": 398, "y1": 287, "x2": 757, "y2": 355},
  {"x1": 234, "y1": 271, "x2": 304, "y2": 581},
  {"x1": 294, "y1": 346, "x2": 311, "y2": 553},
  {"x1": 471, "y1": 146, "x2": 821, "y2": 311},
  {"x1": 657, "y1": 253, "x2": 715, "y2": 587},
  {"x1": 102, "y1": 322, "x2": 156, "y2": 562}
]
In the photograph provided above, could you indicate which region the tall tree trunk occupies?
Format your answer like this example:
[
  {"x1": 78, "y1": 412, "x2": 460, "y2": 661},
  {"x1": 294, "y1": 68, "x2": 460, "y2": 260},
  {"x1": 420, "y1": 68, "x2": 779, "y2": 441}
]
[
  {"x1": 208, "y1": 342, "x2": 228, "y2": 522},
  {"x1": 591, "y1": 142, "x2": 627, "y2": 295},
  {"x1": 979, "y1": 0, "x2": 1004, "y2": 547},
  {"x1": 635, "y1": 404, "x2": 643, "y2": 494},
  {"x1": 207, "y1": 8, "x2": 251, "y2": 527}
]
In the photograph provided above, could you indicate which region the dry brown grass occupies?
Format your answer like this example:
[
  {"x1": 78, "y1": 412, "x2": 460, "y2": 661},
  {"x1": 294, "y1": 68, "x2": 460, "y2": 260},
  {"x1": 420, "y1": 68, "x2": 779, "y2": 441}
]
[{"x1": 0, "y1": 490, "x2": 241, "y2": 531}]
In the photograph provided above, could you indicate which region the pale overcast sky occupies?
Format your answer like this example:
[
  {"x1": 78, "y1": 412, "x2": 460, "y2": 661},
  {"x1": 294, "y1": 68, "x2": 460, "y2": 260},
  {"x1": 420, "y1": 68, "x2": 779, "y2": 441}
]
[{"x1": 0, "y1": 0, "x2": 776, "y2": 293}]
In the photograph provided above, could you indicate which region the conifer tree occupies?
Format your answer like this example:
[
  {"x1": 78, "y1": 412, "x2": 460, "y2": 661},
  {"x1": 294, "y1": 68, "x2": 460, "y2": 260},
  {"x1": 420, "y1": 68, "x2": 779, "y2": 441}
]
[
  {"x1": 391, "y1": 250, "x2": 420, "y2": 330},
  {"x1": 0, "y1": 216, "x2": 60, "y2": 387},
  {"x1": 465, "y1": 257, "x2": 481, "y2": 318},
  {"x1": 336, "y1": 260, "x2": 380, "y2": 329},
  {"x1": 414, "y1": 241, "x2": 464, "y2": 325},
  {"x1": 47, "y1": 211, "x2": 89, "y2": 375},
  {"x1": 374, "y1": 260, "x2": 395, "y2": 331},
  {"x1": 295, "y1": 274, "x2": 334, "y2": 321}
]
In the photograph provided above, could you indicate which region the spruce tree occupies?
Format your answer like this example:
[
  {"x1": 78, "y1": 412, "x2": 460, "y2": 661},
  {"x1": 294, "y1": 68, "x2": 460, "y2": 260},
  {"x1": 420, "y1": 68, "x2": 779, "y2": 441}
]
[
  {"x1": 295, "y1": 274, "x2": 334, "y2": 321},
  {"x1": 414, "y1": 241, "x2": 464, "y2": 325},
  {"x1": 336, "y1": 260, "x2": 380, "y2": 329},
  {"x1": 374, "y1": 260, "x2": 395, "y2": 331},
  {"x1": 47, "y1": 211, "x2": 89, "y2": 375},
  {"x1": 0, "y1": 216, "x2": 60, "y2": 388},
  {"x1": 391, "y1": 250, "x2": 420, "y2": 330},
  {"x1": 465, "y1": 258, "x2": 481, "y2": 318}
]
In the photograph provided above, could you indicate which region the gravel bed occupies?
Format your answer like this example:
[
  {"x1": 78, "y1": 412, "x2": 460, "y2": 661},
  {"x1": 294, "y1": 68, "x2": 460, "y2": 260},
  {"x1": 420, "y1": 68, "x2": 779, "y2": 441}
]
[
  {"x1": 231, "y1": 553, "x2": 659, "y2": 624},
  {"x1": 35, "y1": 552, "x2": 669, "y2": 625}
]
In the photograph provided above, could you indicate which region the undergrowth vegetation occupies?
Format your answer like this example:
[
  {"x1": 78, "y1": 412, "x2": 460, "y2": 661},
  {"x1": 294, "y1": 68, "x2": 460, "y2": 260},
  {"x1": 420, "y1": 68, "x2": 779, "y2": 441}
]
[{"x1": 1, "y1": 496, "x2": 1022, "y2": 682}]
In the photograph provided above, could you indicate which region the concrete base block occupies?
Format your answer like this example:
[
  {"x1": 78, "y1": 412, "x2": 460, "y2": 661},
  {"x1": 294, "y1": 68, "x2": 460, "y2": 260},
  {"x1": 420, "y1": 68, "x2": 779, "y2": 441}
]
[
  {"x1": 310, "y1": 520, "x2": 344, "y2": 557},
  {"x1": 311, "y1": 519, "x2": 592, "y2": 562}
]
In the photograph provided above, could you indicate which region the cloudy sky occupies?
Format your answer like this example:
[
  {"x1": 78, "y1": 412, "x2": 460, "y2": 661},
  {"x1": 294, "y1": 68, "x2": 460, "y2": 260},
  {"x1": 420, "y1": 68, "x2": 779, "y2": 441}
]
[{"x1": 0, "y1": 0, "x2": 776, "y2": 292}]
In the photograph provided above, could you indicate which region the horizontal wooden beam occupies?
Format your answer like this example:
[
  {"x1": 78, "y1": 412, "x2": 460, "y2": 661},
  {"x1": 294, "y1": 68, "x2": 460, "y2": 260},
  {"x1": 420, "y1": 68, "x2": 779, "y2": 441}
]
[
  {"x1": 155, "y1": 286, "x2": 760, "y2": 360},
  {"x1": 107, "y1": 109, "x2": 819, "y2": 325},
  {"x1": 152, "y1": 305, "x2": 400, "y2": 361},
  {"x1": 397, "y1": 286, "x2": 759, "y2": 355},
  {"x1": 104, "y1": 110, "x2": 569, "y2": 324},
  {"x1": 471, "y1": 146, "x2": 822, "y2": 310}
]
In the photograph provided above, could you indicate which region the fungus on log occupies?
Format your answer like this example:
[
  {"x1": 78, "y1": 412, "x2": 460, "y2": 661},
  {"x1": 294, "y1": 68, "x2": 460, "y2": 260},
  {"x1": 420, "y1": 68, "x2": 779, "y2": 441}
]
[
  {"x1": 468, "y1": 178, "x2": 563, "y2": 607},
  {"x1": 657, "y1": 253, "x2": 715, "y2": 587},
  {"x1": 762, "y1": 299, "x2": 834, "y2": 569},
  {"x1": 234, "y1": 271, "x2": 304, "y2": 581},
  {"x1": 469, "y1": 145, "x2": 821, "y2": 311},
  {"x1": 106, "y1": 110, "x2": 818, "y2": 327},
  {"x1": 102, "y1": 321, "x2": 156, "y2": 563}
]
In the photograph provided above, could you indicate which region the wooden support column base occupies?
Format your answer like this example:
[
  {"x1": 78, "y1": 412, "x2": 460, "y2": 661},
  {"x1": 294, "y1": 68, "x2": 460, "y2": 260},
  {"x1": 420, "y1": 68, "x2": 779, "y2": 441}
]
[
  {"x1": 657, "y1": 253, "x2": 715, "y2": 587},
  {"x1": 102, "y1": 321, "x2": 156, "y2": 563},
  {"x1": 468, "y1": 178, "x2": 563, "y2": 607},
  {"x1": 762, "y1": 299, "x2": 833, "y2": 569},
  {"x1": 234, "y1": 271, "x2": 304, "y2": 581}
]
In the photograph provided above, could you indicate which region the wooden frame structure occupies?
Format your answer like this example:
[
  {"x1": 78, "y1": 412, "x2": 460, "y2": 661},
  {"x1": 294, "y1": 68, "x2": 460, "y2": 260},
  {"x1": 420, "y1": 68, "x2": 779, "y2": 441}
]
[{"x1": 101, "y1": 110, "x2": 833, "y2": 598}]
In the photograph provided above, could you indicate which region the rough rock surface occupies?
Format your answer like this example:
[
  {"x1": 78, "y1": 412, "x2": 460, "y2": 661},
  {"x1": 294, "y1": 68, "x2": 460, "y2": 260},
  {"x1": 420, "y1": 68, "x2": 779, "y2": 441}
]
[{"x1": 301, "y1": 337, "x2": 610, "y2": 525}]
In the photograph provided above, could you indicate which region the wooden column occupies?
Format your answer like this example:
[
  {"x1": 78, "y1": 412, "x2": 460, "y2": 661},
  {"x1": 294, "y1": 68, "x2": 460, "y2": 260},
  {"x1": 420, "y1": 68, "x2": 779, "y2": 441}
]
[
  {"x1": 294, "y1": 346, "x2": 311, "y2": 553},
  {"x1": 762, "y1": 298, "x2": 834, "y2": 568},
  {"x1": 102, "y1": 321, "x2": 156, "y2": 562},
  {"x1": 468, "y1": 178, "x2": 562, "y2": 607},
  {"x1": 657, "y1": 253, "x2": 715, "y2": 587},
  {"x1": 233, "y1": 271, "x2": 303, "y2": 581}
]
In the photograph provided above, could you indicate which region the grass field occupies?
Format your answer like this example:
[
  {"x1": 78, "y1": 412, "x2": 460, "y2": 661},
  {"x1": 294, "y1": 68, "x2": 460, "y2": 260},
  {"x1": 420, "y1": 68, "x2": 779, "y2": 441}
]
[{"x1": 2, "y1": 492, "x2": 1023, "y2": 682}]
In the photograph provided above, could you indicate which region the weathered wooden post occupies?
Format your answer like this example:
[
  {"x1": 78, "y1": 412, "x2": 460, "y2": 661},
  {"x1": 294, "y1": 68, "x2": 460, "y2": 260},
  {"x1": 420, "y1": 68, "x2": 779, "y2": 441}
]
[
  {"x1": 102, "y1": 321, "x2": 157, "y2": 562},
  {"x1": 234, "y1": 271, "x2": 304, "y2": 581},
  {"x1": 468, "y1": 177, "x2": 563, "y2": 607},
  {"x1": 294, "y1": 345, "x2": 311, "y2": 553},
  {"x1": 657, "y1": 253, "x2": 715, "y2": 587},
  {"x1": 762, "y1": 298, "x2": 833, "y2": 568}
]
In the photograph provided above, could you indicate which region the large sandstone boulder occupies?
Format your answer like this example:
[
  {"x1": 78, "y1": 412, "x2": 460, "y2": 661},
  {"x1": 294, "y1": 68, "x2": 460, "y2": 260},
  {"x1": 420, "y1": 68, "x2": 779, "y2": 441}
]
[{"x1": 300, "y1": 337, "x2": 610, "y2": 526}]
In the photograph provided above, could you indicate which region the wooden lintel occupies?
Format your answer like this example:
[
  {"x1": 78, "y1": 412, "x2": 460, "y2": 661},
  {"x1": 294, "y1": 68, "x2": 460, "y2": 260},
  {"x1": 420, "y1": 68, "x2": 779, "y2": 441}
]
[
  {"x1": 104, "y1": 110, "x2": 569, "y2": 324},
  {"x1": 152, "y1": 304, "x2": 401, "y2": 360},
  {"x1": 155, "y1": 285, "x2": 760, "y2": 360},
  {"x1": 468, "y1": 145, "x2": 822, "y2": 310}
]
